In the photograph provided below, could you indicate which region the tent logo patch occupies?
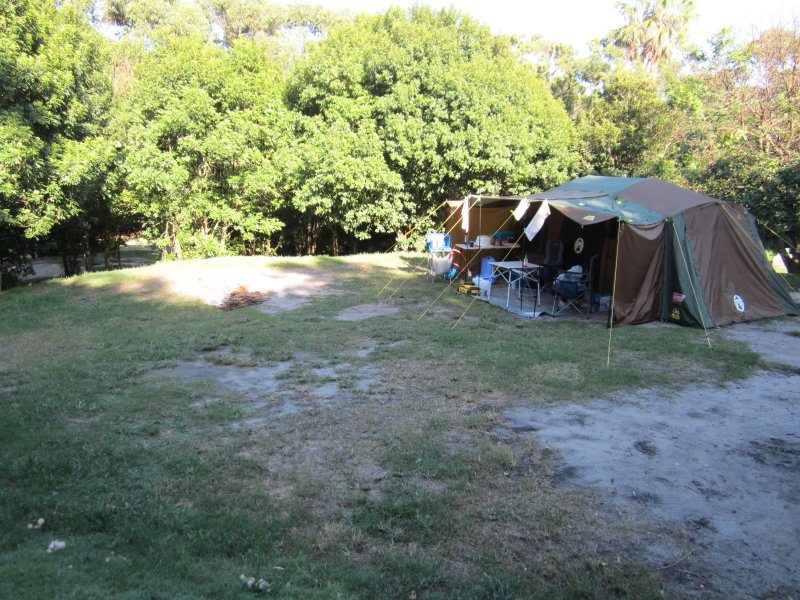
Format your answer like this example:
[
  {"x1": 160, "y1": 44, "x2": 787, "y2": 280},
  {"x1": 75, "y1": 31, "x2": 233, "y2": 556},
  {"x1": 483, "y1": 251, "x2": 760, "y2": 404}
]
[
  {"x1": 574, "y1": 237, "x2": 585, "y2": 254},
  {"x1": 733, "y1": 295, "x2": 746, "y2": 312}
]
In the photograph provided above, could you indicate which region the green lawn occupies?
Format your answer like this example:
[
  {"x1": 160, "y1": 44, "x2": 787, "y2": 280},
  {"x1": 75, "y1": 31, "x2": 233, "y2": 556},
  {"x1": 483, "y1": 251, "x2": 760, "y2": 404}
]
[{"x1": 0, "y1": 254, "x2": 764, "y2": 599}]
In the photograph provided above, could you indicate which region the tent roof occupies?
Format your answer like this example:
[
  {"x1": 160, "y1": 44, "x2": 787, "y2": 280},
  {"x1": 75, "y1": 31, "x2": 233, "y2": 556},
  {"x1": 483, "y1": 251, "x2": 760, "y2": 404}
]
[
  {"x1": 446, "y1": 196, "x2": 523, "y2": 209},
  {"x1": 525, "y1": 176, "x2": 720, "y2": 226}
]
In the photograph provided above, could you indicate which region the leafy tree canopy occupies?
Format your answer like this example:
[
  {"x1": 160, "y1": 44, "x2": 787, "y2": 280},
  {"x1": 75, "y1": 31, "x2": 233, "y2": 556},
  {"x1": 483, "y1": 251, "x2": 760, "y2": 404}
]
[
  {"x1": 288, "y1": 6, "x2": 581, "y2": 237},
  {"x1": 0, "y1": 0, "x2": 111, "y2": 284},
  {"x1": 115, "y1": 35, "x2": 294, "y2": 258}
]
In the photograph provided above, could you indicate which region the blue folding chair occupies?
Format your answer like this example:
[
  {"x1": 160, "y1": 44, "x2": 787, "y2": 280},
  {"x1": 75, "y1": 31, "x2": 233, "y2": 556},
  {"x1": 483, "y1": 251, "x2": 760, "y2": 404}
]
[
  {"x1": 552, "y1": 266, "x2": 592, "y2": 317},
  {"x1": 425, "y1": 232, "x2": 451, "y2": 253},
  {"x1": 426, "y1": 233, "x2": 454, "y2": 280}
]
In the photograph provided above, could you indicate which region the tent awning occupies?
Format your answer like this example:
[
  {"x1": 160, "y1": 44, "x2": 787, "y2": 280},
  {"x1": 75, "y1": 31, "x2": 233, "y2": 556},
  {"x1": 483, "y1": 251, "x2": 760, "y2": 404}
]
[
  {"x1": 549, "y1": 204, "x2": 618, "y2": 225},
  {"x1": 446, "y1": 195, "x2": 525, "y2": 209}
]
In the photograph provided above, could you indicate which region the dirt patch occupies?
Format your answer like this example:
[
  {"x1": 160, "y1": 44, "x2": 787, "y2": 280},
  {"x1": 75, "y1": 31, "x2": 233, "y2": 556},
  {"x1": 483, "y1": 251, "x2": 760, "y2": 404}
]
[
  {"x1": 148, "y1": 350, "x2": 384, "y2": 430},
  {"x1": 255, "y1": 295, "x2": 312, "y2": 314},
  {"x1": 152, "y1": 360, "x2": 291, "y2": 397},
  {"x1": 111, "y1": 257, "x2": 339, "y2": 310},
  {"x1": 501, "y1": 318, "x2": 800, "y2": 599},
  {"x1": 719, "y1": 319, "x2": 800, "y2": 368},
  {"x1": 335, "y1": 303, "x2": 400, "y2": 321}
]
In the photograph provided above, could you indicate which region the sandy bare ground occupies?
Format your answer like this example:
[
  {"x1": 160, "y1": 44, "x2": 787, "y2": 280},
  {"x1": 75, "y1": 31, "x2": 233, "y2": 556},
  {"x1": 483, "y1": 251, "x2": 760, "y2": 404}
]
[
  {"x1": 76, "y1": 256, "x2": 340, "y2": 313},
  {"x1": 140, "y1": 257, "x2": 339, "y2": 307},
  {"x1": 503, "y1": 319, "x2": 800, "y2": 599}
]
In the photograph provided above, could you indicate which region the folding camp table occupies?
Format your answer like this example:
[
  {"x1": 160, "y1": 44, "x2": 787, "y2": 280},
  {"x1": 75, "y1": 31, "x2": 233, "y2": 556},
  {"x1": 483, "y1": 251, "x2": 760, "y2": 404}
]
[
  {"x1": 489, "y1": 260, "x2": 541, "y2": 309},
  {"x1": 454, "y1": 242, "x2": 518, "y2": 279}
]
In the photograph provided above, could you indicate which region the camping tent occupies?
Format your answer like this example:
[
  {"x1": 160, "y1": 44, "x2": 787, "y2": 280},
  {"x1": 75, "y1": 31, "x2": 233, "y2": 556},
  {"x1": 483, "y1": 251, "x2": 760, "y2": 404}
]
[{"x1": 450, "y1": 176, "x2": 798, "y2": 327}]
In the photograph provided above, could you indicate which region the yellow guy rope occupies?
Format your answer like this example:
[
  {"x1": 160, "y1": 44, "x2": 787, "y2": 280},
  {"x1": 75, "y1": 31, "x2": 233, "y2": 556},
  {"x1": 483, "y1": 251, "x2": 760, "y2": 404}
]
[
  {"x1": 384, "y1": 198, "x2": 450, "y2": 256},
  {"x1": 756, "y1": 218, "x2": 796, "y2": 254},
  {"x1": 606, "y1": 221, "x2": 622, "y2": 367},
  {"x1": 451, "y1": 219, "x2": 525, "y2": 329},
  {"x1": 416, "y1": 212, "x2": 491, "y2": 318},
  {"x1": 376, "y1": 198, "x2": 455, "y2": 297},
  {"x1": 417, "y1": 212, "x2": 514, "y2": 327},
  {"x1": 388, "y1": 202, "x2": 474, "y2": 300},
  {"x1": 671, "y1": 219, "x2": 713, "y2": 349},
  {"x1": 418, "y1": 208, "x2": 515, "y2": 320}
]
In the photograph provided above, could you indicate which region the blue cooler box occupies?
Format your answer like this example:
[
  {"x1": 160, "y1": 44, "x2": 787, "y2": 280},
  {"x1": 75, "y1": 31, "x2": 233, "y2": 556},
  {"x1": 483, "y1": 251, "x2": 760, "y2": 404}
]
[{"x1": 593, "y1": 294, "x2": 611, "y2": 311}]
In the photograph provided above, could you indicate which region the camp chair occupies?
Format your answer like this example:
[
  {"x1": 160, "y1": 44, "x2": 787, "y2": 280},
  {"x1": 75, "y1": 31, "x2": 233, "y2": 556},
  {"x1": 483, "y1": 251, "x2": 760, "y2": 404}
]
[
  {"x1": 425, "y1": 232, "x2": 451, "y2": 253},
  {"x1": 552, "y1": 265, "x2": 592, "y2": 318},
  {"x1": 539, "y1": 239, "x2": 563, "y2": 293},
  {"x1": 426, "y1": 232, "x2": 454, "y2": 280}
]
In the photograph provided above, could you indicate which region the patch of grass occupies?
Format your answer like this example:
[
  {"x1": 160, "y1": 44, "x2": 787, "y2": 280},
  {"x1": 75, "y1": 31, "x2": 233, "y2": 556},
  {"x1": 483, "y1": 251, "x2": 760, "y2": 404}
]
[
  {"x1": 781, "y1": 271, "x2": 800, "y2": 289},
  {"x1": 1, "y1": 254, "x2": 771, "y2": 598},
  {"x1": 118, "y1": 245, "x2": 160, "y2": 260},
  {"x1": 352, "y1": 479, "x2": 457, "y2": 545}
]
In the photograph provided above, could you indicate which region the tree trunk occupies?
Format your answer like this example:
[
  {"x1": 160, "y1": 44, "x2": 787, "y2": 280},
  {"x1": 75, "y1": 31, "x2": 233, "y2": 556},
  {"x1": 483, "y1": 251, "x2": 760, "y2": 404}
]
[
  {"x1": 305, "y1": 216, "x2": 318, "y2": 255},
  {"x1": 172, "y1": 222, "x2": 183, "y2": 259},
  {"x1": 331, "y1": 227, "x2": 339, "y2": 256},
  {"x1": 161, "y1": 222, "x2": 170, "y2": 260},
  {"x1": 103, "y1": 233, "x2": 111, "y2": 271},
  {"x1": 61, "y1": 251, "x2": 81, "y2": 277},
  {"x1": 82, "y1": 232, "x2": 93, "y2": 273}
]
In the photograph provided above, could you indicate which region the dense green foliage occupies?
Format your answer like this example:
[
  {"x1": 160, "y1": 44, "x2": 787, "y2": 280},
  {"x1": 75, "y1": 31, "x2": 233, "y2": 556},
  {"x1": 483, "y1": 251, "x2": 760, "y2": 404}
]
[
  {"x1": 115, "y1": 36, "x2": 295, "y2": 257},
  {"x1": 0, "y1": 0, "x2": 111, "y2": 283},
  {"x1": 285, "y1": 7, "x2": 580, "y2": 252},
  {"x1": 1, "y1": 0, "x2": 798, "y2": 276}
]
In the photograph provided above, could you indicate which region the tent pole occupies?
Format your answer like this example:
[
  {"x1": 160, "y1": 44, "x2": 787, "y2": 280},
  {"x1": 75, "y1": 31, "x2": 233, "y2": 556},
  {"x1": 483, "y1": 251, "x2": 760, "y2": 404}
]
[
  {"x1": 606, "y1": 220, "x2": 622, "y2": 367},
  {"x1": 670, "y1": 219, "x2": 713, "y2": 349}
]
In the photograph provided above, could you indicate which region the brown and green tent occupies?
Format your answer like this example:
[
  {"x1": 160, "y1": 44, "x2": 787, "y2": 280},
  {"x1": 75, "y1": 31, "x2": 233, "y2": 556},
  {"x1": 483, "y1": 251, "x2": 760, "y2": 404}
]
[{"x1": 521, "y1": 176, "x2": 798, "y2": 327}]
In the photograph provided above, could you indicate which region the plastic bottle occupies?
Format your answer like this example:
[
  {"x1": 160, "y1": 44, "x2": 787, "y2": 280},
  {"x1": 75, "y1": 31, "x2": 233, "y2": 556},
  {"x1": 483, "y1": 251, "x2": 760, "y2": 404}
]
[{"x1": 523, "y1": 254, "x2": 528, "y2": 268}]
